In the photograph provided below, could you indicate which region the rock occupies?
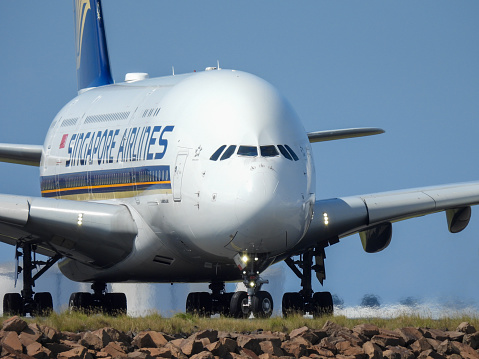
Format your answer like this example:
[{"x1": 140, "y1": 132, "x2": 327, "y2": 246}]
[
  {"x1": 220, "y1": 337, "x2": 238, "y2": 353},
  {"x1": 57, "y1": 345, "x2": 93, "y2": 359},
  {"x1": 417, "y1": 349, "x2": 445, "y2": 359},
  {"x1": 26, "y1": 342, "x2": 52, "y2": 359},
  {"x1": 190, "y1": 351, "x2": 215, "y2": 359},
  {"x1": 318, "y1": 336, "x2": 339, "y2": 353},
  {"x1": 191, "y1": 330, "x2": 218, "y2": 343},
  {"x1": 1, "y1": 331, "x2": 23, "y2": 353},
  {"x1": 354, "y1": 324, "x2": 380, "y2": 338},
  {"x1": 255, "y1": 333, "x2": 283, "y2": 348},
  {"x1": 322, "y1": 320, "x2": 346, "y2": 335},
  {"x1": 425, "y1": 338, "x2": 441, "y2": 351},
  {"x1": 60, "y1": 331, "x2": 83, "y2": 342},
  {"x1": 362, "y1": 341, "x2": 383, "y2": 359},
  {"x1": 81, "y1": 331, "x2": 105, "y2": 351},
  {"x1": 310, "y1": 346, "x2": 335, "y2": 358},
  {"x1": 464, "y1": 332, "x2": 479, "y2": 349},
  {"x1": 290, "y1": 326, "x2": 319, "y2": 345},
  {"x1": 101, "y1": 341, "x2": 127, "y2": 359},
  {"x1": 437, "y1": 339, "x2": 455, "y2": 355},
  {"x1": 1, "y1": 316, "x2": 27, "y2": 333},
  {"x1": 45, "y1": 342, "x2": 76, "y2": 356},
  {"x1": 237, "y1": 335, "x2": 262, "y2": 355},
  {"x1": 421, "y1": 329, "x2": 448, "y2": 342},
  {"x1": 179, "y1": 338, "x2": 204, "y2": 356},
  {"x1": 383, "y1": 346, "x2": 414, "y2": 359},
  {"x1": 445, "y1": 331, "x2": 464, "y2": 342},
  {"x1": 335, "y1": 340, "x2": 366, "y2": 359},
  {"x1": 371, "y1": 334, "x2": 405, "y2": 349},
  {"x1": 132, "y1": 331, "x2": 169, "y2": 349},
  {"x1": 259, "y1": 340, "x2": 284, "y2": 356},
  {"x1": 127, "y1": 352, "x2": 152, "y2": 359},
  {"x1": 457, "y1": 322, "x2": 476, "y2": 334},
  {"x1": 449, "y1": 341, "x2": 479, "y2": 359},
  {"x1": 281, "y1": 339, "x2": 308, "y2": 358},
  {"x1": 409, "y1": 337, "x2": 433, "y2": 355},
  {"x1": 19, "y1": 330, "x2": 41, "y2": 347},
  {"x1": 206, "y1": 341, "x2": 229, "y2": 357},
  {"x1": 239, "y1": 347, "x2": 261, "y2": 359},
  {"x1": 40, "y1": 325, "x2": 60, "y2": 343},
  {"x1": 395, "y1": 327, "x2": 423, "y2": 345},
  {"x1": 337, "y1": 330, "x2": 367, "y2": 347}
]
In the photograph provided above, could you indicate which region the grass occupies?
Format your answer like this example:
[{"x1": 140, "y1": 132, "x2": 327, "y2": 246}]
[{"x1": 3, "y1": 311, "x2": 479, "y2": 334}]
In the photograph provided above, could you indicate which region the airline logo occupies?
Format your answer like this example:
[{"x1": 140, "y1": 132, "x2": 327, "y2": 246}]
[
  {"x1": 75, "y1": 0, "x2": 91, "y2": 70},
  {"x1": 60, "y1": 134, "x2": 69, "y2": 149},
  {"x1": 65, "y1": 125, "x2": 174, "y2": 167}
]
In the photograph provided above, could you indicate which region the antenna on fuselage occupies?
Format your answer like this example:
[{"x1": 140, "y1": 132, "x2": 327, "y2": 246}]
[{"x1": 172, "y1": 66, "x2": 175, "y2": 76}]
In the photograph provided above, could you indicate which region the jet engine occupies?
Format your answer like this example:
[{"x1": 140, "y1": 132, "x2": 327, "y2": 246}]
[{"x1": 359, "y1": 222, "x2": 392, "y2": 253}]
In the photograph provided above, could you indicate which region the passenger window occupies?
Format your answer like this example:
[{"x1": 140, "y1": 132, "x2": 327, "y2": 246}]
[
  {"x1": 285, "y1": 145, "x2": 299, "y2": 161},
  {"x1": 277, "y1": 145, "x2": 293, "y2": 160},
  {"x1": 220, "y1": 145, "x2": 237, "y2": 160},
  {"x1": 237, "y1": 146, "x2": 258, "y2": 157},
  {"x1": 260, "y1": 145, "x2": 279, "y2": 157},
  {"x1": 210, "y1": 145, "x2": 227, "y2": 161}
]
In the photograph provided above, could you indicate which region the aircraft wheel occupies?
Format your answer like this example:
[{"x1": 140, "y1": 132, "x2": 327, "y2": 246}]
[
  {"x1": 252, "y1": 291, "x2": 273, "y2": 318},
  {"x1": 282, "y1": 292, "x2": 304, "y2": 317},
  {"x1": 219, "y1": 292, "x2": 234, "y2": 317},
  {"x1": 3, "y1": 293, "x2": 22, "y2": 316},
  {"x1": 185, "y1": 292, "x2": 211, "y2": 317},
  {"x1": 312, "y1": 291, "x2": 333, "y2": 317},
  {"x1": 69, "y1": 292, "x2": 93, "y2": 313},
  {"x1": 229, "y1": 291, "x2": 250, "y2": 318},
  {"x1": 32, "y1": 292, "x2": 53, "y2": 317},
  {"x1": 105, "y1": 293, "x2": 127, "y2": 316}
]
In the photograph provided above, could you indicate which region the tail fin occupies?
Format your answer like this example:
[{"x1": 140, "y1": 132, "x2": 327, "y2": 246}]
[{"x1": 74, "y1": 0, "x2": 114, "y2": 93}]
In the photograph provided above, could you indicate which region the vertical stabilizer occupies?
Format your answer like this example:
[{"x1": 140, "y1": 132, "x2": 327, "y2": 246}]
[{"x1": 74, "y1": 0, "x2": 114, "y2": 92}]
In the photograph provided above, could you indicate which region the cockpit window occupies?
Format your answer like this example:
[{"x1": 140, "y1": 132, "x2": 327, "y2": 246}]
[
  {"x1": 260, "y1": 145, "x2": 279, "y2": 157},
  {"x1": 220, "y1": 145, "x2": 237, "y2": 160},
  {"x1": 284, "y1": 145, "x2": 299, "y2": 161},
  {"x1": 277, "y1": 145, "x2": 293, "y2": 160},
  {"x1": 210, "y1": 145, "x2": 226, "y2": 161},
  {"x1": 238, "y1": 146, "x2": 258, "y2": 157}
]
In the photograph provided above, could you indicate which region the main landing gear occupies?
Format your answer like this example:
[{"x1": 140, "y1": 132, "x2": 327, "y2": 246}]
[
  {"x1": 3, "y1": 242, "x2": 61, "y2": 316},
  {"x1": 282, "y1": 247, "x2": 333, "y2": 318},
  {"x1": 69, "y1": 282, "x2": 127, "y2": 316}
]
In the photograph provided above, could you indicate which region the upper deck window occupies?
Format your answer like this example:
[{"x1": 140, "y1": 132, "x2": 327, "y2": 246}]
[
  {"x1": 210, "y1": 145, "x2": 227, "y2": 161},
  {"x1": 220, "y1": 145, "x2": 237, "y2": 160},
  {"x1": 238, "y1": 146, "x2": 258, "y2": 157},
  {"x1": 277, "y1": 145, "x2": 293, "y2": 160},
  {"x1": 260, "y1": 145, "x2": 279, "y2": 157},
  {"x1": 284, "y1": 145, "x2": 299, "y2": 161}
]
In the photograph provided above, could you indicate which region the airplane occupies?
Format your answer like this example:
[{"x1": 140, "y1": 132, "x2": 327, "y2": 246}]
[{"x1": 0, "y1": 0, "x2": 478, "y2": 317}]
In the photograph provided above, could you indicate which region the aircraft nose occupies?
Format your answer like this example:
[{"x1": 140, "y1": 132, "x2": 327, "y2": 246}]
[{"x1": 230, "y1": 167, "x2": 308, "y2": 253}]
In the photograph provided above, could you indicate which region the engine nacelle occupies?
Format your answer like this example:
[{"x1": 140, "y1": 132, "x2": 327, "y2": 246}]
[
  {"x1": 446, "y1": 207, "x2": 471, "y2": 233},
  {"x1": 360, "y1": 222, "x2": 392, "y2": 253}
]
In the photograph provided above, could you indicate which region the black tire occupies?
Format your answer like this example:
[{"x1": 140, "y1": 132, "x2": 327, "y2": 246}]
[
  {"x1": 312, "y1": 291, "x2": 333, "y2": 317},
  {"x1": 3, "y1": 293, "x2": 22, "y2": 316},
  {"x1": 105, "y1": 293, "x2": 127, "y2": 316},
  {"x1": 185, "y1": 292, "x2": 211, "y2": 317},
  {"x1": 229, "y1": 291, "x2": 250, "y2": 318},
  {"x1": 69, "y1": 292, "x2": 93, "y2": 313},
  {"x1": 186, "y1": 292, "x2": 197, "y2": 314},
  {"x1": 219, "y1": 292, "x2": 234, "y2": 317},
  {"x1": 252, "y1": 291, "x2": 273, "y2": 318},
  {"x1": 32, "y1": 292, "x2": 53, "y2": 317},
  {"x1": 197, "y1": 292, "x2": 212, "y2": 317},
  {"x1": 282, "y1": 292, "x2": 304, "y2": 317}
]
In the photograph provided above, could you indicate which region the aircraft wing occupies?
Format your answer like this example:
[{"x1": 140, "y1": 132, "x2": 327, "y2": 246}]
[
  {"x1": 0, "y1": 194, "x2": 138, "y2": 268},
  {"x1": 307, "y1": 128, "x2": 384, "y2": 143},
  {"x1": 0, "y1": 143, "x2": 43, "y2": 166},
  {"x1": 299, "y1": 181, "x2": 479, "y2": 253}
]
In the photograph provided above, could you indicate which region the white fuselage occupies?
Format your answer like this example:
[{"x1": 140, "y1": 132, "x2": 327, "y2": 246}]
[{"x1": 40, "y1": 70, "x2": 315, "y2": 283}]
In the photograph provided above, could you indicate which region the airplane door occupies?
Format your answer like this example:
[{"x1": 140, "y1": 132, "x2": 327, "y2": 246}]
[{"x1": 173, "y1": 152, "x2": 188, "y2": 202}]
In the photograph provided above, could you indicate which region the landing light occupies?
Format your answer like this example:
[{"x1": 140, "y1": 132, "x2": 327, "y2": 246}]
[
  {"x1": 249, "y1": 281, "x2": 255, "y2": 288},
  {"x1": 77, "y1": 213, "x2": 83, "y2": 226},
  {"x1": 323, "y1": 212, "x2": 329, "y2": 226},
  {"x1": 241, "y1": 255, "x2": 249, "y2": 263}
]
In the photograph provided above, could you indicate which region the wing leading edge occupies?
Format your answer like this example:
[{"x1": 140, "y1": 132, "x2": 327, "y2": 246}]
[
  {"x1": 0, "y1": 194, "x2": 138, "y2": 268},
  {"x1": 0, "y1": 144, "x2": 42, "y2": 166},
  {"x1": 300, "y1": 181, "x2": 479, "y2": 253}
]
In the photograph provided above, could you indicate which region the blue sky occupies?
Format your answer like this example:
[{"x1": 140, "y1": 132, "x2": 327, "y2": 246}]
[{"x1": 1, "y1": 1, "x2": 479, "y2": 311}]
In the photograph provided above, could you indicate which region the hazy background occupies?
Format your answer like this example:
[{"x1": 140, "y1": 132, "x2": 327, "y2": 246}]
[{"x1": 0, "y1": 1, "x2": 479, "y2": 316}]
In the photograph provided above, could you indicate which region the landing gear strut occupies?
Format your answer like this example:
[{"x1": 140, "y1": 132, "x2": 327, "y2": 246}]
[
  {"x1": 282, "y1": 247, "x2": 333, "y2": 317},
  {"x1": 69, "y1": 282, "x2": 127, "y2": 316},
  {"x1": 3, "y1": 242, "x2": 61, "y2": 316},
  {"x1": 186, "y1": 255, "x2": 274, "y2": 318}
]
